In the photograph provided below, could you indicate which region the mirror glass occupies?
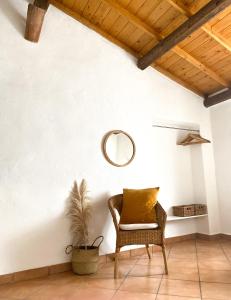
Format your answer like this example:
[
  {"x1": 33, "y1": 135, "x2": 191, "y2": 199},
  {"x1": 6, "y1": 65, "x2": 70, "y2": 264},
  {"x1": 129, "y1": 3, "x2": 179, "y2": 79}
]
[{"x1": 103, "y1": 130, "x2": 135, "y2": 167}]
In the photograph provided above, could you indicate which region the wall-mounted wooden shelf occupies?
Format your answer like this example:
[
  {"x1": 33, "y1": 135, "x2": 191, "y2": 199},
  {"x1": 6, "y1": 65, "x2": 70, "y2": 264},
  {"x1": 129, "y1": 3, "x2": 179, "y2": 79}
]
[{"x1": 167, "y1": 214, "x2": 208, "y2": 222}]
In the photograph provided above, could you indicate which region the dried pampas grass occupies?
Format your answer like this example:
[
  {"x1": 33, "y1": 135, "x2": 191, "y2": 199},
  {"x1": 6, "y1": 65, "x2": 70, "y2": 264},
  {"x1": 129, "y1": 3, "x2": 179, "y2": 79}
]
[{"x1": 67, "y1": 179, "x2": 91, "y2": 248}]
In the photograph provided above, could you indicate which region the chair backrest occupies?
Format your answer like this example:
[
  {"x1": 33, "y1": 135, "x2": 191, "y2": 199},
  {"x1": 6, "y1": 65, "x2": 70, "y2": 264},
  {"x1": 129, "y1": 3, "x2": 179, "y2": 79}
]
[{"x1": 108, "y1": 194, "x2": 123, "y2": 215}]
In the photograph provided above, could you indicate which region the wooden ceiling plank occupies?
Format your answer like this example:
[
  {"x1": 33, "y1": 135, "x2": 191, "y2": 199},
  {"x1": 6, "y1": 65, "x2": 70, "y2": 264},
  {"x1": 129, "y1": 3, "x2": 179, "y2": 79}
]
[
  {"x1": 82, "y1": 0, "x2": 102, "y2": 21},
  {"x1": 136, "y1": 0, "x2": 163, "y2": 21},
  {"x1": 116, "y1": 22, "x2": 137, "y2": 44},
  {"x1": 127, "y1": 0, "x2": 147, "y2": 14},
  {"x1": 90, "y1": 2, "x2": 111, "y2": 26},
  {"x1": 172, "y1": 46, "x2": 229, "y2": 86},
  {"x1": 211, "y1": 12, "x2": 231, "y2": 31},
  {"x1": 62, "y1": 0, "x2": 76, "y2": 9},
  {"x1": 220, "y1": 23, "x2": 231, "y2": 36},
  {"x1": 109, "y1": 15, "x2": 129, "y2": 37},
  {"x1": 138, "y1": 0, "x2": 231, "y2": 70},
  {"x1": 113, "y1": 0, "x2": 146, "y2": 39},
  {"x1": 166, "y1": 0, "x2": 231, "y2": 52},
  {"x1": 101, "y1": 0, "x2": 162, "y2": 40},
  {"x1": 160, "y1": 13, "x2": 187, "y2": 37},
  {"x1": 188, "y1": 39, "x2": 230, "y2": 67},
  {"x1": 151, "y1": 6, "x2": 182, "y2": 34},
  {"x1": 72, "y1": 0, "x2": 88, "y2": 14},
  {"x1": 147, "y1": 1, "x2": 171, "y2": 28},
  {"x1": 131, "y1": 32, "x2": 153, "y2": 52}
]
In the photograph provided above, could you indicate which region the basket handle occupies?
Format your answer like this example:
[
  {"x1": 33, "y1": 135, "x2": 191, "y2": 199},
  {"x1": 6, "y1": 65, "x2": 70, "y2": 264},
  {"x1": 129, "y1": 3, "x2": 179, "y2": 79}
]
[
  {"x1": 91, "y1": 236, "x2": 104, "y2": 248},
  {"x1": 65, "y1": 244, "x2": 73, "y2": 255}
]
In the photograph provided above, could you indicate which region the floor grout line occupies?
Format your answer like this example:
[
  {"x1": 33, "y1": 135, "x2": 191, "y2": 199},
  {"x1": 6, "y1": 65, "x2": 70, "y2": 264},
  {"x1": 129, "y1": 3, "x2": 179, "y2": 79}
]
[
  {"x1": 195, "y1": 238, "x2": 203, "y2": 300},
  {"x1": 154, "y1": 242, "x2": 173, "y2": 299},
  {"x1": 219, "y1": 239, "x2": 231, "y2": 266}
]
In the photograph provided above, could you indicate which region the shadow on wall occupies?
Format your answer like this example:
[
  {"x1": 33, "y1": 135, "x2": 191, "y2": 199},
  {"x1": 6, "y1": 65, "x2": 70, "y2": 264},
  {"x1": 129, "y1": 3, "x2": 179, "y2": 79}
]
[
  {"x1": 1, "y1": 0, "x2": 27, "y2": 36},
  {"x1": 4, "y1": 214, "x2": 71, "y2": 274},
  {"x1": 89, "y1": 192, "x2": 115, "y2": 254}
]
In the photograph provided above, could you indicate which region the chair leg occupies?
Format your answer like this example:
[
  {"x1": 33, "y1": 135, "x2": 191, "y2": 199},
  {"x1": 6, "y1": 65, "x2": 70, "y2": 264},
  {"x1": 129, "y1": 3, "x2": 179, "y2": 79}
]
[
  {"x1": 114, "y1": 247, "x2": 120, "y2": 279},
  {"x1": 145, "y1": 244, "x2": 151, "y2": 259},
  {"x1": 161, "y1": 244, "x2": 168, "y2": 274}
]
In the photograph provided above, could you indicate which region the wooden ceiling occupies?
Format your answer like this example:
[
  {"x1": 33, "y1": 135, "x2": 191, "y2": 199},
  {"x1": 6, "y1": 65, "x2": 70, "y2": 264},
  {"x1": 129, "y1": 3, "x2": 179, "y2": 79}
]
[{"x1": 33, "y1": 0, "x2": 231, "y2": 101}]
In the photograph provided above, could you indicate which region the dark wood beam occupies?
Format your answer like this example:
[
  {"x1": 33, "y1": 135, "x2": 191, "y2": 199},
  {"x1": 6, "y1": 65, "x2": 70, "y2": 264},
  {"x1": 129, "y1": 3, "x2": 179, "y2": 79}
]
[
  {"x1": 204, "y1": 88, "x2": 231, "y2": 107},
  {"x1": 138, "y1": 0, "x2": 231, "y2": 70},
  {"x1": 24, "y1": 0, "x2": 49, "y2": 43},
  {"x1": 34, "y1": 0, "x2": 49, "y2": 10}
]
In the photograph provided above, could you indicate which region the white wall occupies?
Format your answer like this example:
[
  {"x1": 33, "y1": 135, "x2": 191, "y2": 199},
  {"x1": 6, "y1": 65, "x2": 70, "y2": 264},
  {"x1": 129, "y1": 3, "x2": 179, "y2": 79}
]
[
  {"x1": 211, "y1": 101, "x2": 231, "y2": 235},
  {"x1": 0, "y1": 0, "x2": 219, "y2": 275}
]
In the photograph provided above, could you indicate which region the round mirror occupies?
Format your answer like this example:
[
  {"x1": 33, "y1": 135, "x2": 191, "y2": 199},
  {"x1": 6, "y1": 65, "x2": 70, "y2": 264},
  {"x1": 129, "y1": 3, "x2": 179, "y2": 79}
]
[{"x1": 102, "y1": 130, "x2": 136, "y2": 167}]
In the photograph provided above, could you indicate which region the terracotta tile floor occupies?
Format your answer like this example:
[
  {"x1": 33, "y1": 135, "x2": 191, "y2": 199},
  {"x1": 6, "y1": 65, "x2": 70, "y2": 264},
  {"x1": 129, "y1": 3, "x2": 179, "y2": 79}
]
[{"x1": 0, "y1": 239, "x2": 231, "y2": 300}]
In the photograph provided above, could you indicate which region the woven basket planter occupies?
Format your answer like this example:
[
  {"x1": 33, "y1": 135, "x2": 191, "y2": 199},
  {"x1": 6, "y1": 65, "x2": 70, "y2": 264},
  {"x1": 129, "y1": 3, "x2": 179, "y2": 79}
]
[{"x1": 65, "y1": 236, "x2": 104, "y2": 275}]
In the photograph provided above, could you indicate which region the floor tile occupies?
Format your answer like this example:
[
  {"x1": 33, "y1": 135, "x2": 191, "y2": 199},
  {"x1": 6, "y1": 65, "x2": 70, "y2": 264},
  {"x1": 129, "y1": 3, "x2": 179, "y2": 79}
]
[
  {"x1": 197, "y1": 252, "x2": 227, "y2": 260},
  {"x1": 159, "y1": 279, "x2": 201, "y2": 298},
  {"x1": 45, "y1": 271, "x2": 82, "y2": 285},
  {"x1": 69, "y1": 287, "x2": 116, "y2": 300},
  {"x1": 156, "y1": 295, "x2": 201, "y2": 300},
  {"x1": 201, "y1": 282, "x2": 231, "y2": 299},
  {"x1": 98, "y1": 262, "x2": 133, "y2": 277},
  {"x1": 26, "y1": 283, "x2": 80, "y2": 300},
  {"x1": 128, "y1": 264, "x2": 164, "y2": 277},
  {"x1": 137, "y1": 257, "x2": 164, "y2": 266},
  {"x1": 198, "y1": 258, "x2": 231, "y2": 271},
  {"x1": 0, "y1": 281, "x2": 44, "y2": 299},
  {"x1": 163, "y1": 266, "x2": 199, "y2": 281},
  {"x1": 167, "y1": 258, "x2": 198, "y2": 269},
  {"x1": 27, "y1": 285, "x2": 115, "y2": 300},
  {"x1": 200, "y1": 269, "x2": 231, "y2": 283},
  {"x1": 119, "y1": 276, "x2": 161, "y2": 294},
  {"x1": 112, "y1": 290, "x2": 157, "y2": 300},
  {"x1": 168, "y1": 251, "x2": 197, "y2": 260},
  {"x1": 78, "y1": 274, "x2": 124, "y2": 290}
]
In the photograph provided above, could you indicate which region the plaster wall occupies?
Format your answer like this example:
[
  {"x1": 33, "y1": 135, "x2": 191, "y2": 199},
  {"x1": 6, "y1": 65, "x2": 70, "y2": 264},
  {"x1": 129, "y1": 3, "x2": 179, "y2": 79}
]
[
  {"x1": 0, "y1": 0, "x2": 219, "y2": 274},
  {"x1": 210, "y1": 101, "x2": 231, "y2": 235}
]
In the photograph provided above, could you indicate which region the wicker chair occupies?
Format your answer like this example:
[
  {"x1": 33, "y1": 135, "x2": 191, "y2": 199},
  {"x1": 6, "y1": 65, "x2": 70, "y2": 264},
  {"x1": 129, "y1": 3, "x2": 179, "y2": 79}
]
[{"x1": 108, "y1": 194, "x2": 168, "y2": 278}]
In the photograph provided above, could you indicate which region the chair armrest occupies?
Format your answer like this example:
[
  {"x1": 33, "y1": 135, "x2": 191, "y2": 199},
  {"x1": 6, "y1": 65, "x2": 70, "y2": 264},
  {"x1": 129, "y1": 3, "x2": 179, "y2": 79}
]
[
  {"x1": 108, "y1": 200, "x2": 120, "y2": 235},
  {"x1": 156, "y1": 203, "x2": 167, "y2": 232}
]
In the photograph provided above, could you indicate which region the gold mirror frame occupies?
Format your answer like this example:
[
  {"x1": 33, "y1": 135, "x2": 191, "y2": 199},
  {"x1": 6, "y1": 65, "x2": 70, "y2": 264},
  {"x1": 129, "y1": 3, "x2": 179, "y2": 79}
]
[{"x1": 102, "y1": 130, "x2": 136, "y2": 167}]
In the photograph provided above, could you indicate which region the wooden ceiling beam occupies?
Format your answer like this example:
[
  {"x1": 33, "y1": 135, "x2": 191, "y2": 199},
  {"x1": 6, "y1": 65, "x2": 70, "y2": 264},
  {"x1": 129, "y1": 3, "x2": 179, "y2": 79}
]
[
  {"x1": 101, "y1": 0, "x2": 229, "y2": 87},
  {"x1": 25, "y1": 0, "x2": 49, "y2": 42},
  {"x1": 204, "y1": 88, "x2": 231, "y2": 106},
  {"x1": 50, "y1": 0, "x2": 202, "y2": 97},
  {"x1": 34, "y1": 0, "x2": 49, "y2": 10},
  {"x1": 166, "y1": 0, "x2": 231, "y2": 52},
  {"x1": 137, "y1": 0, "x2": 231, "y2": 70}
]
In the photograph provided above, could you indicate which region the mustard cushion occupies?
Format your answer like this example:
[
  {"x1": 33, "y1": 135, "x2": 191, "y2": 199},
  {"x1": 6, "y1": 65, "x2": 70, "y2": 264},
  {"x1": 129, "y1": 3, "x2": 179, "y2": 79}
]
[{"x1": 120, "y1": 188, "x2": 159, "y2": 224}]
